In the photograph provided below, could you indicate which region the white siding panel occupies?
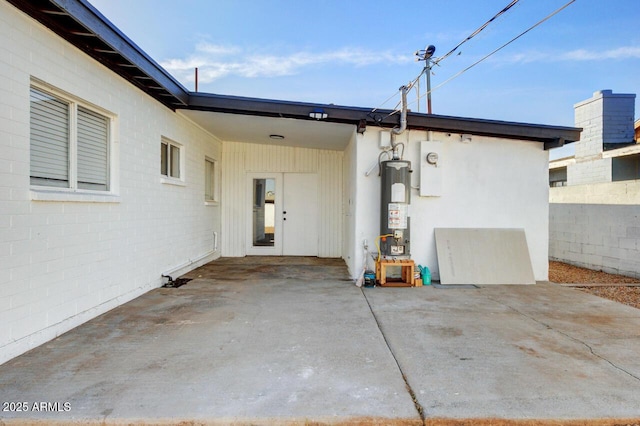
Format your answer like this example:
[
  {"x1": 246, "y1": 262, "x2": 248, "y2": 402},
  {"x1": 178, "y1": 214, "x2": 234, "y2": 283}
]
[
  {"x1": 294, "y1": 147, "x2": 319, "y2": 173},
  {"x1": 221, "y1": 143, "x2": 246, "y2": 256},
  {"x1": 319, "y1": 150, "x2": 343, "y2": 257},
  {"x1": 222, "y1": 141, "x2": 342, "y2": 257},
  {"x1": 245, "y1": 143, "x2": 295, "y2": 172}
]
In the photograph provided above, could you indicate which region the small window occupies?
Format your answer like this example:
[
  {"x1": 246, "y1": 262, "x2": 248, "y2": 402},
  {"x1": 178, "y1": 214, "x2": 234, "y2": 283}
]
[
  {"x1": 549, "y1": 166, "x2": 567, "y2": 188},
  {"x1": 161, "y1": 137, "x2": 182, "y2": 179},
  {"x1": 30, "y1": 85, "x2": 111, "y2": 191},
  {"x1": 205, "y1": 158, "x2": 218, "y2": 202}
]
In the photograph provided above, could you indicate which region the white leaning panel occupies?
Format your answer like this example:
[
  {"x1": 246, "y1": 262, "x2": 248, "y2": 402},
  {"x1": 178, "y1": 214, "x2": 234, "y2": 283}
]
[{"x1": 435, "y1": 228, "x2": 536, "y2": 285}]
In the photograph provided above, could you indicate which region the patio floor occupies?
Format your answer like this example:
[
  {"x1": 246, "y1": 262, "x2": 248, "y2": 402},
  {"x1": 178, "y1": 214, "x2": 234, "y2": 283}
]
[{"x1": 1, "y1": 257, "x2": 640, "y2": 425}]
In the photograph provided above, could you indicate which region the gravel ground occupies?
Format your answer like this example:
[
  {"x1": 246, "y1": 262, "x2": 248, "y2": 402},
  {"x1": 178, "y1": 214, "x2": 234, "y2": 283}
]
[{"x1": 549, "y1": 261, "x2": 640, "y2": 310}]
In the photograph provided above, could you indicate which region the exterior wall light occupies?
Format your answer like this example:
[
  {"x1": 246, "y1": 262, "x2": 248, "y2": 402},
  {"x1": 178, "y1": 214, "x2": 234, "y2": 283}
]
[
  {"x1": 357, "y1": 119, "x2": 367, "y2": 134},
  {"x1": 309, "y1": 109, "x2": 328, "y2": 120}
]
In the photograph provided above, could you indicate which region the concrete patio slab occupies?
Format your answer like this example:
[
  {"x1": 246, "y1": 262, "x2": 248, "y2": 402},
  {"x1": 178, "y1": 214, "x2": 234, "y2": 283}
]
[
  {"x1": 1, "y1": 257, "x2": 640, "y2": 425},
  {"x1": 0, "y1": 257, "x2": 418, "y2": 425},
  {"x1": 363, "y1": 282, "x2": 640, "y2": 422}
]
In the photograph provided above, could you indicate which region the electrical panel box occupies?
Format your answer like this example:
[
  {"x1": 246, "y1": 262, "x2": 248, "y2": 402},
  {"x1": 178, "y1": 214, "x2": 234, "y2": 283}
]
[
  {"x1": 420, "y1": 141, "x2": 443, "y2": 197},
  {"x1": 380, "y1": 131, "x2": 391, "y2": 148}
]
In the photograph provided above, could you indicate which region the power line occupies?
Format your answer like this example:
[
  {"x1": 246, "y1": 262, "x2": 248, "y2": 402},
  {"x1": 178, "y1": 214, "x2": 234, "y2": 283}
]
[
  {"x1": 434, "y1": 0, "x2": 521, "y2": 66},
  {"x1": 412, "y1": 0, "x2": 576, "y2": 109},
  {"x1": 372, "y1": 0, "x2": 575, "y2": 118},
  {"x1": 371, "y1": 0, "x2": 522, "y2": 115}
]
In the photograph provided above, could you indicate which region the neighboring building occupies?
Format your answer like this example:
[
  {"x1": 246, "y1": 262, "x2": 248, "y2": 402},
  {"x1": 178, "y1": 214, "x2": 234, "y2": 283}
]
[
  {"x1": 549, "y1": 90, "x2": 640, "y2": 278},
  {"x1": 549, "y1": 90, "x2": 639, "y2": 190},
  {"x1": 0, "y1": 0, "x2": 580, "y2": 364}
]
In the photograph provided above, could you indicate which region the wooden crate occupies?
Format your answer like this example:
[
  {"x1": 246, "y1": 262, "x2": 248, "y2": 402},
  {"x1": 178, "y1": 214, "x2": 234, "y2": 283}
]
[{"x1": 376, "y1": 259, "x2": 416, "y2": 287}]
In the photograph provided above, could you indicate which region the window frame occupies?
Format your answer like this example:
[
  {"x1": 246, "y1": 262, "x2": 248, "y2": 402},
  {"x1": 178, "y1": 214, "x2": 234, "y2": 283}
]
[
  {"x1": 204, "y1": 157, "x2": 219, "y2": 203},
  {"x1": 160, "y1": 136, "x2": 184, "y2": 185},
  {"x1": 29, "y1": 80, "x2": 116, "y2": 196}
]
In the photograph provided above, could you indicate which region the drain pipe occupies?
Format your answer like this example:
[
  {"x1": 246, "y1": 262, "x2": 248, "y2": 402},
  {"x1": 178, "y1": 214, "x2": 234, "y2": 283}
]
[{"x1": 390, "y1": 85, "x2": 408, "y2": 160}]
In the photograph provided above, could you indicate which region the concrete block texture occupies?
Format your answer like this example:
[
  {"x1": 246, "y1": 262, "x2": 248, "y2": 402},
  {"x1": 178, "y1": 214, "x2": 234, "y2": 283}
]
[
  {"x1": 568, "y1": 158, "x2": 612, "y2": 186},
  {"x1": 0, "y1": 1, "x2": 223, "y2": 364},
  {"x1": 574, "y1": 90, "x2": 636, "y2": 152},
  {"x1": 549, "y1": 203, "x2": 640, "y2": 278},
  {"x1": 550, "y1": 180, "x2": 640, "y2": 205}
]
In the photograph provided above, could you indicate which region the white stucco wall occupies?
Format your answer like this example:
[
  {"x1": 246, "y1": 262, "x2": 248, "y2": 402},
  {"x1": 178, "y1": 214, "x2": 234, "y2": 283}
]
[
  {"x1": 342, "y1": 132, "x2": 358, "y2": 277},
  {"x1": 0, "y1": 2, "x2": 222, "y2": 364},
  {"x1": 353, "y1": 129, "x2": 550, "y2": 281}
]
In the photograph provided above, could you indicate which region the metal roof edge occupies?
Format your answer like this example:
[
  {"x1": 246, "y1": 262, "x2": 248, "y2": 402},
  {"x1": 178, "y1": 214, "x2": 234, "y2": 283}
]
[
  {"x1": 6, "y1": 0, "x2": 189, "y2": 108},
  {"x1": 187, "y1": 92, "x2": 582, "y2": 149}
]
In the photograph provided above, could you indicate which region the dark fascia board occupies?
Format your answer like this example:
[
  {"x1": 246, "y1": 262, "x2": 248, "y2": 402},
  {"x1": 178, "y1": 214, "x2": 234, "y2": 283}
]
[
  {"x1": 55, "y1": 0, "x2": 190, "y2": 105},
  {"x1": 7, "y1": 0, "x2": 190, "y2": 107},
  {"x1": 8, "y1": 0, "x2": 580, "y2": 148},
  {"x1": 187, "y1": 92, "x2": 581, "y2": 150}
]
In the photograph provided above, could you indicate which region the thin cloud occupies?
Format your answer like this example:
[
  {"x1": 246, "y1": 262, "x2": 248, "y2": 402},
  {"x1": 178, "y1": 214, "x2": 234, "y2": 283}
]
[
  {"x1": 501, "y1": 45, "x2": 640, "y2": 64},
  {"x1": 161, "y1": 42, "x2": 411, "y2": 83},
  {"x1": 560, "y1": 46, "x2": 640, "y2": 61}
]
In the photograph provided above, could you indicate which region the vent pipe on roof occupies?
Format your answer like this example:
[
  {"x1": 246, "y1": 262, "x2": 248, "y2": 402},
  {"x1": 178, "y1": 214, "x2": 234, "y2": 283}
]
[{"x1": 390, "y1": 85, "x2": 408, "y2": 159}]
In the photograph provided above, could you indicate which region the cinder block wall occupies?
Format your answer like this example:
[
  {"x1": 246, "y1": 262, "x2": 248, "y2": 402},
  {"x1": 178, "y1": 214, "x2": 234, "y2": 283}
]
[
  {"x1": 0, "y1": 2, "x2": 222, "y2": 364},
  {"x1": 549, "y1": 203, "x2": 640, "y2": 279},
  {"x1": 568, "y1": 158, "x2": 612, "y2": 185}
]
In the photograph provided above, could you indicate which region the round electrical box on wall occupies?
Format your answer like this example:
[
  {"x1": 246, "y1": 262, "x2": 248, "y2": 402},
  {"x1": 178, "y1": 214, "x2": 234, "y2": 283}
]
[{"x1": 426, "y1": 152, "x2": 439, "y2": 165}]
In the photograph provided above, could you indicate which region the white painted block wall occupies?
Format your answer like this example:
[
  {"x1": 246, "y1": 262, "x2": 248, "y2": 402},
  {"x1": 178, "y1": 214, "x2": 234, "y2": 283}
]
[
  {"x1": 568, "y1": 158, "x2": 612, "y2": 185},
  {"x1": 549, "y1": 204, "x2": 640, "y2": 279},
  {"x1": 351, "y1": 129, "x2": 550, "y2": 281},
  {"x1": 0, "y1": 2, "x2": 222, "y2": 364}
]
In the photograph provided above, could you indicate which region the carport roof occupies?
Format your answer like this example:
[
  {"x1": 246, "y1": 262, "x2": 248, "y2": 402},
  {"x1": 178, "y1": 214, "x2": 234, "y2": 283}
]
[{"x1": 9, "y1": 0, "x2": 581, "y2": 150}]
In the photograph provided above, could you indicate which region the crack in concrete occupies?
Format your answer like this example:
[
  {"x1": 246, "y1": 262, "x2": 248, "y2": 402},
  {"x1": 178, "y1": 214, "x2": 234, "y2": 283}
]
[
  {"x1": 487, "y1": 296, "x2": 640, "y2": 383},
  {"x1": 360, "y1": 288, "x2": 427, "y2": 425}
]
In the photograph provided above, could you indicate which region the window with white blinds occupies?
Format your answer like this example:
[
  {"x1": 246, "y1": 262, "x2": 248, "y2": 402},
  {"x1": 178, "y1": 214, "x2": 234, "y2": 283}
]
[
  {"x1": 77, "y1": 106, "x2": 109, "y2": 190},
  {"x1": 30, "y1": 88, "x2": 70, "y2": 188},
  {"x1": 29, "y1": 85, "x2": 111, "y2": 191}
]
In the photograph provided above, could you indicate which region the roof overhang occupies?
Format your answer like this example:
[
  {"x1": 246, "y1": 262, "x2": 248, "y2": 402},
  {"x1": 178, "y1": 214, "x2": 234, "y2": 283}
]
[
  {"x1": 187, "y1": 93, "x2": 581, "y2": 150},
  {"x1": 7, "y1": 0, "x2": 190, "y2": 109},
  {"x1": 8, "y1": 0, "x2": 582, "y2": 150}
]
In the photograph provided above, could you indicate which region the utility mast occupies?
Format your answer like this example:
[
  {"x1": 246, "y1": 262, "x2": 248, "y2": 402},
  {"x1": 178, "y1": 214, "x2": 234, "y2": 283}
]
[{"x1": 415, "y1": 45, "x2": 436, "y2": 114}]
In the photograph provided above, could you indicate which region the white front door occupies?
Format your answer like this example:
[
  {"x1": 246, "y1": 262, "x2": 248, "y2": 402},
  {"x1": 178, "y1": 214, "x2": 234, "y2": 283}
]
[
  {"x1": 283, "y1": 173, "x2": 318, "y2": 256},
  {"x1": 246, "y1": 173, "x2": 318, "y2": 256}
]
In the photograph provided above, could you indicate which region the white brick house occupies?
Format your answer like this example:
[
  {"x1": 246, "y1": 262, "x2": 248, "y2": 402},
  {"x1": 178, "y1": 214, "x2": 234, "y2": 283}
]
[{"x1": 0, "y1": 0, "x2": 580, "y2": 365}]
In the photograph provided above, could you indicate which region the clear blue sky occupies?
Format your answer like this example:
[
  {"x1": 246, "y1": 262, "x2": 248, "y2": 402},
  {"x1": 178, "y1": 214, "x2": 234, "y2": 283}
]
[{"x1": 89, "y1": 0, "x2": 639, "y2": 158}]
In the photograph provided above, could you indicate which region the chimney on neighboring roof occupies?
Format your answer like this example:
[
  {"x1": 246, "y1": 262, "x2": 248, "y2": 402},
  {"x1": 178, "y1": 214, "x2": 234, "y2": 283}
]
[{"x1": 573, "y1": 90, "x2": 636, "y2": 159}]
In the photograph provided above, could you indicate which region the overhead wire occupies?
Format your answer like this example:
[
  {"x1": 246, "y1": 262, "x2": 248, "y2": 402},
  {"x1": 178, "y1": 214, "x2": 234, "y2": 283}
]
[
  {"x1": 370, "y1": 0, "x2": 575, "y2": 120},
  {"x1": 411, "y1": 0, "x2": 576, "y2": 110},
  {"x1": 370, "y1": 0, "x2": 522, "y2": 117},
  {"x1": 433, "y1": 0, "x2": 521, "y2": 66}
]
